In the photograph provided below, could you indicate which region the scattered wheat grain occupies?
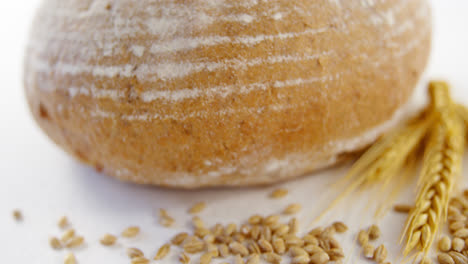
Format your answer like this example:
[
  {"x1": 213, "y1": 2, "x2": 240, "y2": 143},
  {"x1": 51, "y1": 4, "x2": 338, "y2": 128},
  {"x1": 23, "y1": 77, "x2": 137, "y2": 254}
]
[
  {"x1": 131, "y1": 257, "x2": 150, "y2": 264},
  {"x1": 272, "y1": 237, "x2": 286, "y2": 254},
  {"x1": 13, "y1": 210, "x2": 22, "y2": 221},
  {"x1": 368, "y1": 225, "x2": 381, "y2": 240},
  {"x1": 363, "y1": 244, "x2": 375, "y2": 259},
  {"x1": 438, "y1": 253, "x2": 455, "y2": 264},
  {"x1": 310, "y1": 251, "x2": 330, "y2": 264},
  {"x1": 61, "y1": 229, "x2": 75, "y2": 243},
  {"x1": 263, "y1": 215, "x2": 280, "y2": 226},
  {"x1": 283, "y1": 204, "x2": 302, "y2": 215},
  {"x1": 454, "y1": 229, "x2": 468, "y2": 238},
  {"x1": 258, "y1": 238, "x2": 273, "y2": 252},
  {"x1": 64, "y1": 253, "x2": 76, "y2": 264},
  {"x1": 200, "y1": 252, "x2": 214, "y2": 264},
  {"x1": 192, "y1": 216, "x2": 205, "y2": 229},
  {"x1": 229, "y1": 241, "x2": 249, "y2": 256},
  {"x1": 225, "y1": 223, "x2": 237, "y2": 236},
  {"x1": 263, "y1": 252, "x2": 281, "y2": 264},
  {"x1": 358, "y1": 230, "x2": 369, "y2": 246},
  {"x1": 374, "y1": 244, "x2": 388, "y2": 263},
  {"x1": 246, "y1": 254, "x2": 260, "y2": 264},
  {"x1": 332, "y1": 222, "x2": 348, "y2": 233},
  {"x1": 452, "y1": 238, "x2": 465, "y2": 252},
  {"x1": 393, "y1": 204, "x2": 413, "y2": 213},
  {"x1": 439, "y1": 236, "x2": 452, "y2": 252},
  {"x1": 65, "y1": 236, "x2": 84, "y2": 248},
  {"x1": 179, "y1": 253, "x2": 190, "y2": 264},
  {"x1": 154, "y1": 243, "x2": 170, "y2": 260},
  {"x1": 58, "y1": 216, "x2": 69, "y2": 229},
  {"x1": 304, "y1": 244, "x2": 323, "y2": 254},
  {"x1": 100, "y1": 234, "x2": 117, "y2": 246},
  {"x1": 189, "y1": 202, "x2": 206, "y2": 214},
  {"x1": 219, "y1": 244, "x2": 229, "y2": 257},
  {"x1": 235, "y1": 254, "x2": 245, "y2": 264},
  {"x1": 448, "y1": 251, "x2": 468, "y2": 264},
  {"x1": 172, "y1": 232, "x2": 189, "y2": 245},
  {"x1": 292, "y1": 254, "x2": 310, "y2": 264},
  {"x1": 50, "y1": 237, "x2": 62, "y2": 250},
  {"x1": 270, "y1": 188, "x2": 288, "y2": 199},
  {"x1": 127, "y1": 248, "x2": 144, "y2": 258},
  {"x1": 122, "y1": 226, "x2": 140, "y2": 238}
]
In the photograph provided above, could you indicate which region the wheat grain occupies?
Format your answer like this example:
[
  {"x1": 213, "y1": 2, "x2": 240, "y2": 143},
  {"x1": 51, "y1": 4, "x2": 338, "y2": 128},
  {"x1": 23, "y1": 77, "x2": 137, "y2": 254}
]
[
  {"x1": 13, "y1": 210, "x2": 22, "y2": 221},
  {"x1": 303, "y1": 235, "x2": 319, "y2": 246},
  {"x1": 283, "y1": 204, "x2": 302, "y2": 215},
  {"x1": 394, "y1": 204, "x2": 413, "y2": 213},
  {"x1": 449, "y1": 251, "x2": 468, "y2": 264},
  {"x1": 358, "y1": 230, "x2": 369, "y2": 246},
  {"x1": 454, "y1": 228, "x2": 468, "y2": 238},
  {"x1": 235, "y1": 254, "x2": 245, "y2": 264},
  {"x1": 229, "y1": 241, "x2": 249, "y2": 256},
  {"x1": 258, "y1": 238, "x2": 273, "y2": 253},
  {"x1": 439, "y1": 236, "x2": 452, "y2": 252},
  {"x1": 374, "y1": 244, "x2": 388, "y2": 263},
  {"x1": 263, "y1": 252, "x2": 282, "y2": 264},
  {"x1": 272, "y1": 237, "x2": 286, "y2": 254},
  {"x1": 65, "y1": 236, "x2": 84, "y2": 248},
  {"x1": 64, "y1": 253, "x2": 76, "y2": 264},
  {"x1": 184, "y1": 239, "x2": 205, "y2": 254},
  {"x1": 292, "y1": 254, "x2": 310, "y2": 264},
  {"x1": 50, "y1": 237, "x2": 63, "y2": 250},
  {"x1": 127, "y1": 248, "x2": 144, "y2": 258},
  {"x1": 154, "y1": 243, "x2": 171, "y2": 260},
  {"x1": 270, "y1": 188, "x2": 288, "y2": 199},
  {"x1": 122, "y1": 226, "x2": 140, "y2": 238},
  {"x1": 332, "y1": 222, "x2": 348, "y2": 233},
  {"x1": 452, "y1": 238, "x2": 465, "y2": 252},
  {"x1": 172, "y1": 232, "x2": 189, "y2": 245},
  {"x1": 99, "y1": 234, "x2": 117, "y2": 246},
  {"x1": 284, "y1": 235, "x2": 304, "y2": 247},
  {"x1": 439, "y1": 253, "x2": 455, "y2": 264},
  {"x1": 246, "y1": 240, "x2": 261, "y2": 254},
  {"x1": 327, "y1": 248, "x2": 345, "y2": 260},
  {"x1": 225, "y1": 223, "x2": 237, "y2": 236},
  {"x1": 263, "y1": 215, "x2": 280, "y2": 226},
  {"x1": 274, "y1": 224, "x2": 290, "y2": 236},
  {"x1": 189, "y1": 202, "x2": 206, "y2": 214},
  {"x1": 246, "y1": 254, "x2": 260, "y2": 264},
  {"x1": 248, "y1": 215, "x2": 263, "y2": 225},
  {"x1": 304, "y1": 244, "x2": 323, "y2": 255},
  {"x1": 179, "y1": 253, "x2": 190, "y2": 264},
  {"x1": 131, "y1": 257, "x2": 150, "y2": 264},
  {"x1": 449, "y1": 221, "x2": 465, "y2": 232},
  {"x1": 58, "y1": 216, "x2": 69, "y2": 229},
  {"x1": 363, "y1": 244, "x2": 374, "y2": 258},
  {"x1": 192, "y1": 216, "x2": 205, "y2": 229},
  {"x1": 403, "y1": 83, "x2": 465, "y2": 255},
  {"x1": 310, "y1": 251, "x2": 330, "y2": 264},
  {"x1": 61, "y1": 229, "x2": 75, "y2": 243},
  {"x1": 368, "y1": 225, "x2": 381, "y2": 240},
  {"x1": 200, "y1": 252, "x2": 214, "y2": 264},
  {"x1": 218, "y1": 244, "x2": 229, "y2": 257},
  {"x1": 289, "y1": 218, "x2": 299, "y2": 235}
]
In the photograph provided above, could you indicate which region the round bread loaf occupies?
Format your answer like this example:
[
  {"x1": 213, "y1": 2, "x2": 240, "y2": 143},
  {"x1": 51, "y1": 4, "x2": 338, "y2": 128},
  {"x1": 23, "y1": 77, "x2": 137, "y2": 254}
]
[{"x1": 24, "y1": 0, "x2": 431, "y2": 188}]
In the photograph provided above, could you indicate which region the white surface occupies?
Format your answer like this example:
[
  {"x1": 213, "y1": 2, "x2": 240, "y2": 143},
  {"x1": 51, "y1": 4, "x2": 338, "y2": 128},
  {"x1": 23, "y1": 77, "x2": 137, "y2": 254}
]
[{"x1": 1, "y1": 1, "x2": 468, "y2": 263}]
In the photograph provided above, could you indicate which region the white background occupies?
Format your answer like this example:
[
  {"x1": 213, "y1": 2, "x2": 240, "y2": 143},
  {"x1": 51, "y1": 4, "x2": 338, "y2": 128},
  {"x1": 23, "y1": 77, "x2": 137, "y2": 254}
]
[{"x1": 1, "y1": 1, "x2": 468, "y2": 263}]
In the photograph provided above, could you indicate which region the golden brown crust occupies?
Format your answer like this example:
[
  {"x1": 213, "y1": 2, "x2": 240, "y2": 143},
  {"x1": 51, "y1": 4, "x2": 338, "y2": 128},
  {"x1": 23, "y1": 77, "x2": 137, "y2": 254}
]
[{"x1": 24, "y1": 0, "x2": 431, "y2": 188}]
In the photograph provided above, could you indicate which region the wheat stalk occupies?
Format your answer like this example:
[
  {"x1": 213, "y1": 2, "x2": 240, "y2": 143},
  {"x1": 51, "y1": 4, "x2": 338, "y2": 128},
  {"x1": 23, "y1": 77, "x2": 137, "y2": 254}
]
[{"x1": 402, "y1": 81, "x2": 466, "y2": 256}]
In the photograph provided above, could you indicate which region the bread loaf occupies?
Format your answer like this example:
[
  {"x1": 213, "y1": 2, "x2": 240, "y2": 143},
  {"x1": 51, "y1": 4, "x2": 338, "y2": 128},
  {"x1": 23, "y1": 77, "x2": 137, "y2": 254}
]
[{"x1": 24, "y1": 0, "x2": 431, "y2": 188}]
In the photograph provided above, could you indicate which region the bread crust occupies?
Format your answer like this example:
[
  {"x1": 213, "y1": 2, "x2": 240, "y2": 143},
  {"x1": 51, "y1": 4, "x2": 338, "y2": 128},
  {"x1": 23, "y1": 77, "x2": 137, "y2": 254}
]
[{"x1": 24, "y1": 0, "x2": 432, "y2": 188}]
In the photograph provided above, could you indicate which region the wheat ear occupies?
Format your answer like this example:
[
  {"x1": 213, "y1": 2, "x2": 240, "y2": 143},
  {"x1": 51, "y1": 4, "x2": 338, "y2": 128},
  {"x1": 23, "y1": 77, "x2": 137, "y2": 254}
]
[
  {"x1": 315, "y1": 111, "x2": 432, "y2": 222},
  {"x1": 402, "y1": 81, "x2": 466, "y2": 256}
]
